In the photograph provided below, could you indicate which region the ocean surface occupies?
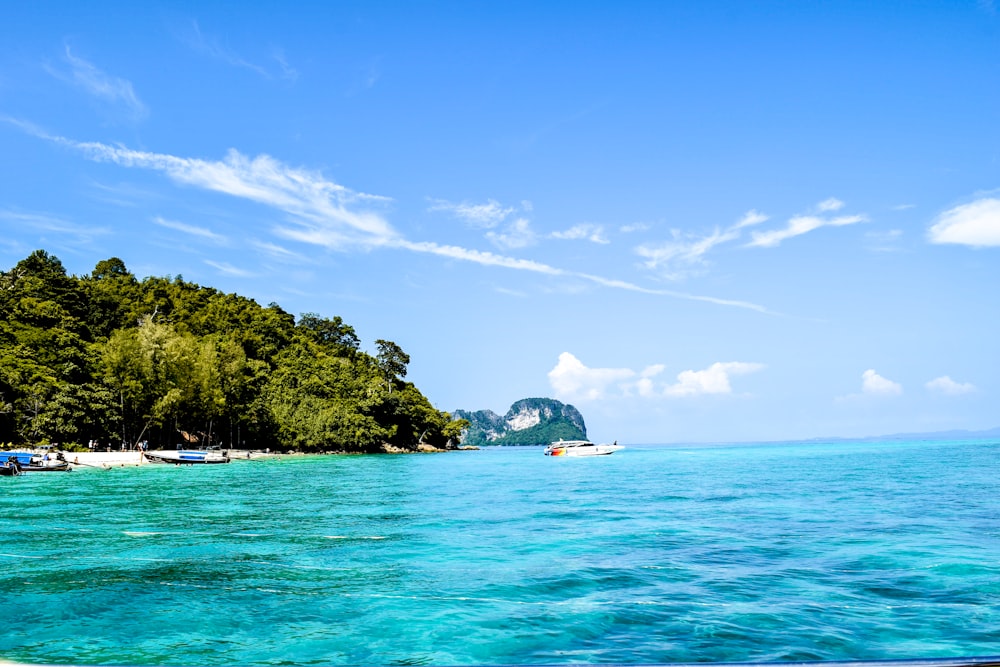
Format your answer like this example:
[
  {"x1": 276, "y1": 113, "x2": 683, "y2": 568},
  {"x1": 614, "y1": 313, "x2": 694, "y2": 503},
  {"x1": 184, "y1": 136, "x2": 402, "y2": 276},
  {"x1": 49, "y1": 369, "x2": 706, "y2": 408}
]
[{"x1": 2, "y1": 439, "x2": 999, "y2": 666}]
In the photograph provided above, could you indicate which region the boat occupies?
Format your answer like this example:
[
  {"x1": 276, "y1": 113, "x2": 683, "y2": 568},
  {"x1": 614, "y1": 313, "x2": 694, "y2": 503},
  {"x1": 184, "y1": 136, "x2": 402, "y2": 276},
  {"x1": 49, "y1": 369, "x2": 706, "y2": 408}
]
[
  {"x1": 0, "y1": 451, "x2": 71, "y2": 473},
  {"x1": 144, "y1": 447, "x2": 231, "y2": 464},
  {"x1": 544, "y1": 439, "x2": 623, "y2": 457}
]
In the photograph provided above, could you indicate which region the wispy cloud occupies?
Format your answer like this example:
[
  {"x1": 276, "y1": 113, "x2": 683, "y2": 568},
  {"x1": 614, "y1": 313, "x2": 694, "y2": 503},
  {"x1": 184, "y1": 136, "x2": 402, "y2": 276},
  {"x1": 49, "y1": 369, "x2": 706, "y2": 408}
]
[
  {"x1": 204, "y1": 260, "x2": 255, "y2": 277},
  {"x1": 427, "y1": 197, "x2": 517, "y2": 228},
  {"x1": 636, "y1": 209, "x2": 767, "y2": 280},
  {"x1": 250, "y1": 239, "x2": 310, "y2": 263},
  {"x1": 8, "y1": 121, "x2": 775, "y2": 314},
  {"x1": 47, "y1": 46, "x2": 147, "y2": 121},
  {"x1": 620, "y1": 222, "x2": 651, "y2": 234},
  {"x1": 486, "y1": 218, "x2": 536, "y2": 249},
  {"x1": 0, "y1": 209, "x2": 110, "y2": 242},
  {"x1": 748, "y1": 199, "x2": 867, "y2": 248},
  {"x1": 153, "y1": 216, "x2": 227, "y2": 243},
  {"x1": 865, "y1": 229, "x2": 904, "y2": 253},
  {"x1": 181, "y1": 21, "x2": 297, "y2": 81},
  {"x1": 927, "y1": 198, "x2": 1000, "y2": 247},
  {"x1": 925, "y1": 376, "x2": 976, "y2": 395},
  {"x1": 550, "y1": 223, "x2": 609, "y2": 244},
  {"x1": 548, "y1": 352, "x2": 764, "y2": 401}
]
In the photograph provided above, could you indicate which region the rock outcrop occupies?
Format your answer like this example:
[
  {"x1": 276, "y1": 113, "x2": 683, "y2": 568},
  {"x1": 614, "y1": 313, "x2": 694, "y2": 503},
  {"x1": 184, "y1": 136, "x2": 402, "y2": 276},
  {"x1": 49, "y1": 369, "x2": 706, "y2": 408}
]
[{"x1": 453, "y1": 397, "x2": 587, "y2": 446}]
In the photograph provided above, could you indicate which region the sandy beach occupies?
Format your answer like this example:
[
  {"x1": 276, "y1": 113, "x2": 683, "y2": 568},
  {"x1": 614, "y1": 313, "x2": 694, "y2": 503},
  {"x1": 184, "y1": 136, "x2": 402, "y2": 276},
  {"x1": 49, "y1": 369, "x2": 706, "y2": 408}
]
[{"x1": 52, "y1": 449, "x2": 271, "y2": 469}]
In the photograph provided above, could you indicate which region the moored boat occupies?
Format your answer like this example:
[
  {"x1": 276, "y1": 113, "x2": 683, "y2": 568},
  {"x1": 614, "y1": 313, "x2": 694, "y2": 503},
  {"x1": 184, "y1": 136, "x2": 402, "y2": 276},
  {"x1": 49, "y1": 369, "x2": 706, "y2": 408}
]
[
  {"x1": 543, "y1": 439, "x2": 623, "y2": 457},
  {"x1": 144, "y1": 447, "x2": 231, "y2": 464},
  {"x1": 0, "y1": 451, "x2": 71, "y2": 473}
]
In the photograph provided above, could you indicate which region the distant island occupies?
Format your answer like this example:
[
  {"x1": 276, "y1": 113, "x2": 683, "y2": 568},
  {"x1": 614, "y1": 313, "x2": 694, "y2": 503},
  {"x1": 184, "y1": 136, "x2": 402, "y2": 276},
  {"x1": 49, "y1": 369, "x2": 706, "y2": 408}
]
[
  {"x1": 453, "y1": 397, "x2": 587, "y2": 446},
  {"x1": 0, "y1": 250, "x2": 465, "y2": 454}
]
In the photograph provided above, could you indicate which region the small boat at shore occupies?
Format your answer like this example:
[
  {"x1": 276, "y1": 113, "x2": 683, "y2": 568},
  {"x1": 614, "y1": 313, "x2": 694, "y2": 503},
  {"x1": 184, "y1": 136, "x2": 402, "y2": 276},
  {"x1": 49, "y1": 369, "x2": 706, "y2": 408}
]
[
  {"x1": 1, "y1": 451, "x2": 72, "y2": 474},
  {"x1": 544, "y1": 439, "x2": 623, "y2": 457},
  {"x1": 144, "y1": 447, "x2": 231, "y2": 464}
]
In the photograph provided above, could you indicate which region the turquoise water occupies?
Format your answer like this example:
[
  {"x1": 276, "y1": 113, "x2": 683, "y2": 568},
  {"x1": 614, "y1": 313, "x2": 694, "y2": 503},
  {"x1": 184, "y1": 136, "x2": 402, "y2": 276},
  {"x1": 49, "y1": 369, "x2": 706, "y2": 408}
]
[{"x1": 2, "y1": 439, "x2": 999, "y2": 666}]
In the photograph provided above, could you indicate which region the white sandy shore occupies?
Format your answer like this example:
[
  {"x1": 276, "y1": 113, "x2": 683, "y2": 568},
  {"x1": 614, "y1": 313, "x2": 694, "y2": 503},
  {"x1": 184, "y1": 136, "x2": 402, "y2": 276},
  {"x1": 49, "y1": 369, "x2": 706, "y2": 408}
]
[{"x1": 55, "y1": 449, "x2": 271, "y2": 469}]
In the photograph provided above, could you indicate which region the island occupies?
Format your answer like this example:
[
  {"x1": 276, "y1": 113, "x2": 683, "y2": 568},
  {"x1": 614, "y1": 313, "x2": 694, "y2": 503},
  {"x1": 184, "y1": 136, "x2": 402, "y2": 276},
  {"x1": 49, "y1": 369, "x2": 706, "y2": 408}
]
[
  {"x1": 453, "y1": 397, "x2": 587, "y2": 446},
  {"x1": 0, "y1": 250, "x2": 467, "y2": 454}
]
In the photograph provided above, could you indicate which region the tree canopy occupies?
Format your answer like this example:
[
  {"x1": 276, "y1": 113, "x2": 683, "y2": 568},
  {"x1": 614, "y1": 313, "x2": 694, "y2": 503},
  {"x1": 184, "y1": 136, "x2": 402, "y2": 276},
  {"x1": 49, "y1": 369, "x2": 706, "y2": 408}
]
[{"x1": 0, "y1": 250, "x2": 466, "y2": 453}]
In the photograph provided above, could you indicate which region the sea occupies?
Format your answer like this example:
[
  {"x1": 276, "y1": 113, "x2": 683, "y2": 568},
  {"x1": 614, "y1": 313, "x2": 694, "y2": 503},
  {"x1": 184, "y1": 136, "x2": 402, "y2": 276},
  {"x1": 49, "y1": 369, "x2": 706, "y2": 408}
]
[{"x1": 1, "y1": 438, "x2": 999, "y2": 666}]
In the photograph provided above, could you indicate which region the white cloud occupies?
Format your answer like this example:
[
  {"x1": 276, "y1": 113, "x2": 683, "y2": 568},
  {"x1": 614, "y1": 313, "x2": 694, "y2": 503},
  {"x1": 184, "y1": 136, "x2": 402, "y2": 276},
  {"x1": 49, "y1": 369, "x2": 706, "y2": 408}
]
[
  {"x1": 153, "y1": 216, "x2": 227, "y2": 243},
  {"x1": 53, "y1": 138, "x2": 397, "y2": 248},
  {"x1": 636, "y1": 209, "x2": 768, "y2": 280},
  {"x1": 486, "y1": 218, "x2": 536, "y2": 249},
  {"x1": 181, "y1": 21, "x2": 295, "y2": 80},
  {"x1": 620, "y1": 222, "x2": 651, "y2": 233},
  {"x1": 927, "y1": 198, "x2": 1000, "y2": 247},
  {"x1": 204, "y1": 260, "x2": 255, "y2": 277},
  {"x1": 749, "y1": 212, "x2": 867, "y2": 248},
  {"x1": 664, "y1": 362, "x2": 765, "y2": 397},
  {"x1": 817, "y1": 197, "x2": 845, "y2": 212},
  {"x1": 0, "y1": 209, "x2": 110, "y2": 241},
  {"x1": 925, "y1": 376, "x2": 976, "y2": 395},
  {"x1": 861, "y1": 369, "x2": 902, "y2": 396},
  {"x1": 548, "y1": 352, "x2": 635, "y2": 401},
  {"x1": 548, "y1": 354, "x2": 763, "y2": 401},
  {"x1": 864, "y1": 229, "x2": 904, "y2": 253},
  {"x1": 51, "y1": 46, "x2": 147, "y2": 121},
  {"x1": 427, "y1": 198, "x2": 515, "y2": 228},
  {"x1": 550, "y1": 223, "x2": 609, "y2": 244},
  {"x1": 733, "y1": 210, "x2": 769, "y2": 229},
  {"x1": 12, "y1": 123, "x2": 777, "y2": 314}
]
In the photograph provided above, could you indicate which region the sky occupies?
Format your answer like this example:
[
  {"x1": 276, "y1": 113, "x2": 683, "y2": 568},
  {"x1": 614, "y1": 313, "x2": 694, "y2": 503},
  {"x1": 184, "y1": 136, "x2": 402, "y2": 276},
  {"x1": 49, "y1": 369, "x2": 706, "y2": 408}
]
[{"x1": 1, "y1": 1, "x2": 998, "y2": 444}]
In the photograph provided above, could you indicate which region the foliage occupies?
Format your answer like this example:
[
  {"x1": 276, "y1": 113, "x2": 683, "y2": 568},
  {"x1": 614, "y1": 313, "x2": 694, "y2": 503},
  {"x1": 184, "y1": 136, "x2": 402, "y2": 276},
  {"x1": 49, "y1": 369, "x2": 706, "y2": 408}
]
[{"x1": 0, "y1": 250, "x2": 458, "y2": 452}]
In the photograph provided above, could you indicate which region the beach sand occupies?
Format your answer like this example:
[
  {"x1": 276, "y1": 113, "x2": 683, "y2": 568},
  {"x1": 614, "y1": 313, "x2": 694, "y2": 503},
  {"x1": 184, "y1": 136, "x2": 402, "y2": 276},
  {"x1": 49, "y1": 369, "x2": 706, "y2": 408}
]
[{"x1": 60, "y1": 449, "x2": 269, "y2": 469}]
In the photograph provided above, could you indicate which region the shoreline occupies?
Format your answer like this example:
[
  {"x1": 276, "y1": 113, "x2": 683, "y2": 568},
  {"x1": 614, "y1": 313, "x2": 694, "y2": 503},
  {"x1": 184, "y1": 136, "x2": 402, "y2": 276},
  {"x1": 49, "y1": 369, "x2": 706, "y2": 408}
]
[{"x1": 5, "y1": 446, "x2": 479, "y2": 471}]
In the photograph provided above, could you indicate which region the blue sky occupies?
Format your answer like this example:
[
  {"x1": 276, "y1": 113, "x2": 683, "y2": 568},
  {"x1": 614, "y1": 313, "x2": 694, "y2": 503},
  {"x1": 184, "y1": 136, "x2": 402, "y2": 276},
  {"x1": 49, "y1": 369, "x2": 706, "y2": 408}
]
[{"x1": 1, "y1": 1, "x2": 998, "y2": 443}]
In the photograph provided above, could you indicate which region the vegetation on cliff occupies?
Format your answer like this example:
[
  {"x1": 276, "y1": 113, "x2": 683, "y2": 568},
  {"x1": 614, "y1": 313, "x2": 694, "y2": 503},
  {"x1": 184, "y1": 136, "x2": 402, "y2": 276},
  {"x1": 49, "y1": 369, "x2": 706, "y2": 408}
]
[
  {"x1": 454, "y1": 397, "x2": 587, "y2": 446},
  {"x1": 0, "y1": 250, "x2": 466, "y2": 452}
]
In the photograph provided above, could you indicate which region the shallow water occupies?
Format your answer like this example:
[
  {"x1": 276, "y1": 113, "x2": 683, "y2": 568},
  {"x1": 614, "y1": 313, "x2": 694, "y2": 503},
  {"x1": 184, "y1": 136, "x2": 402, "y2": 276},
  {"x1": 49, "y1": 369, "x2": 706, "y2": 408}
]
[{"x1": 1, "y1": 439, "x2": 999, "y2": 665}]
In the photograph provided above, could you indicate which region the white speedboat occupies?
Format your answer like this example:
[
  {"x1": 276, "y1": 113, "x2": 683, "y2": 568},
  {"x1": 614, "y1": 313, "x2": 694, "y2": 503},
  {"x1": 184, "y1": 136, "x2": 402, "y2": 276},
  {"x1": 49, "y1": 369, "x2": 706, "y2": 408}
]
[
  {"x1": 544, "y1": 439, "x2": 623, "y2": 457},
  {"x1": 144, "y1": 448, "x2": 231, "y2": 464}
]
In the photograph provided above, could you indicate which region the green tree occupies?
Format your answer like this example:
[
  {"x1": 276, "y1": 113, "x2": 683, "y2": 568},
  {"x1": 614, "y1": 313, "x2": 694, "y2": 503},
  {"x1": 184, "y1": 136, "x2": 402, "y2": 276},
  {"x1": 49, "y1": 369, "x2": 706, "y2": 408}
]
[{"x1": 375, "y1": 339, "x2": 409, "y2": 394}]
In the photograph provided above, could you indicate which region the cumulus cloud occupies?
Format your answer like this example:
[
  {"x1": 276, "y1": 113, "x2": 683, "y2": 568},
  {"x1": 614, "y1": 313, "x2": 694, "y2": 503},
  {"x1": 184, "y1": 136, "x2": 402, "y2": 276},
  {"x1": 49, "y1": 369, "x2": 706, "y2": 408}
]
[
  {"x1": 925, "y1": 376, "x2": 976, "y2": 395},
  {"x1": 927, "y1": 198, "x2": 1000, "y2": 247},
  {"x1": 548, "y1": 352, "x2": 635, "y2": 400},
  {"x1": 861, "y1": 369, "x2": 902, "y2": 396},
  {"x1": 548, "y1": 354, "x2": 764, "y2": 401},
  {"x1": 664, "y1": 362, "x2": 765, "y2": 397}
]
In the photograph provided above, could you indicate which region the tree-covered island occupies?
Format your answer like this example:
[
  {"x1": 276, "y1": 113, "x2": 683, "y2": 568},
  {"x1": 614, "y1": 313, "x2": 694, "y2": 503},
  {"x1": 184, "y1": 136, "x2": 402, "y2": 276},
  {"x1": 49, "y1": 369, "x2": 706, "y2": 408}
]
[{"x1": 0, "y1": 250, "x2": 468, "y2": 453}]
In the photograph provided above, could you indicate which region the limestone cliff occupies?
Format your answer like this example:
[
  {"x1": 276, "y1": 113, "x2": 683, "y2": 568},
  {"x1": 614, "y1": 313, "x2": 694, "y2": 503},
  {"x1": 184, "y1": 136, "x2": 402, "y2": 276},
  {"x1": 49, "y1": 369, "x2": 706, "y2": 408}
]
[{"x1": 453, "y1": 397, "x2": 587, "y2": 446}]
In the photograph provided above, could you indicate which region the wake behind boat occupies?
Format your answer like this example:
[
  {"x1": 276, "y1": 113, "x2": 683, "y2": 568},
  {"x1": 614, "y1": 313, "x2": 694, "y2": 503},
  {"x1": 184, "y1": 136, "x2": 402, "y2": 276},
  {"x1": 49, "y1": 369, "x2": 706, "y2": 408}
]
[
  {"x1": 544, "y1": 439, "x2": 623, "y2": 457},
  {"x1": 144, "y1": 447, "x2": 231, "y2": 464}
]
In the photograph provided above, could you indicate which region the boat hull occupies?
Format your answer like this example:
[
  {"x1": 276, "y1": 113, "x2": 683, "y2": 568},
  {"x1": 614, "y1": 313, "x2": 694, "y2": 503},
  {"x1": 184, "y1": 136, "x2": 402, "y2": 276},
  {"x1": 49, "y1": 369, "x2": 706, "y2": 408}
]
[{"x1": 544, "y1": 440, "x2": 623, "y2": 456}]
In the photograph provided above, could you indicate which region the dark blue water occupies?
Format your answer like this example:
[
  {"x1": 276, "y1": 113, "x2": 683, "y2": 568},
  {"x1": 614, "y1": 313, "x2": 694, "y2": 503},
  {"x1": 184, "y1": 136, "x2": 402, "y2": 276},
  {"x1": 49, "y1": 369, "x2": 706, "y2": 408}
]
[{"x1": 1, "y1": 439, "x2": 998, "y2": 665}]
